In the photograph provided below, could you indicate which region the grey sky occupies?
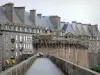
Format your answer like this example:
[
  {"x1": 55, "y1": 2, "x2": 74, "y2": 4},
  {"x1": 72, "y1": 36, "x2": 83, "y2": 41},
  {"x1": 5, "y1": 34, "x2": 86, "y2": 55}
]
[{"x1": 1, "y1": 0, "x2": 100, "y2": 30}]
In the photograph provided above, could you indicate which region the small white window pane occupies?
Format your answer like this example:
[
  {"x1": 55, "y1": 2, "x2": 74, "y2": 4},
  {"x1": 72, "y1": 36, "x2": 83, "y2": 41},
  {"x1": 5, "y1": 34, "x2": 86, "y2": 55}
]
[
  {"x1": 16, "y1": 43, "x2": 18, "y2": 49},
  {"x1": 16, "y1": 52, "x2": 18, "y2": 56}
]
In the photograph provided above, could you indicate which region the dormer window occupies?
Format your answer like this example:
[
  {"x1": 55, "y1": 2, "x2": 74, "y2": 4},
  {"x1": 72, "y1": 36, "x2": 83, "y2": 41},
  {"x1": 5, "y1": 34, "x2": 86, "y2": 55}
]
[
  {"x1": 11, "y1": 26, "x2": 14, "y2": 31},
  {"x1": 20, "y1": 27, "x2": 22, "y2": 32},
  {"x1": 33, "y1": 29, "x2": 36, "y2": 33},
  {"x1": 37, "y1": 29, "x2": 39, "y2": 33},
  {"x1": 16, "y1": 27, "x2": 18, "y2": 31},
  {"x1": 5, "y1": 25, "x2": 8, "y2": 30}
]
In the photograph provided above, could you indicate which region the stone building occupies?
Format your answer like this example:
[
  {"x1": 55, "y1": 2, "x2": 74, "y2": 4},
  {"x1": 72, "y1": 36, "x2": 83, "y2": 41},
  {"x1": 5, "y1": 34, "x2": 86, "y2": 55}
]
[
  {"x1": 0, "y1": 3, "x2": 60, "y2": 71},
  {"x1": 33, "y1": 21, "x2": 100, "y2": 68},
  {"x1": 0, "y1": 2, "x2": 100, "y2": 72}
]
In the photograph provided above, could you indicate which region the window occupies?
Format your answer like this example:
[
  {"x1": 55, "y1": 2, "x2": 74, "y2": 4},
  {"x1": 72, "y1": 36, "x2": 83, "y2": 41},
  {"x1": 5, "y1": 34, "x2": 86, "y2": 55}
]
[
  {"x1": 29, "y1": 28, "x2": 32, "y2": 32},
  {"x1": 20, "y1": 35, "x2": 22, "y2": 41},
  {"x1": 5, "y1": 25, "x2": 8, "y2": 30},
  {"x1": 27, "y1": 43, "x2": 28, "y2": 49},
  {"x1": 24, "y1": 44, "x2": 25, "y2": 49},
  {"x1": 16, "y1": 27, "x2": 18, "y2": 31},
  {"x1": 11, "y1": 33, "x2": 14, "y2": 38},
  {"x1": 25, "y1": 28, "x2": 27, "y2": 32},
  {"x1": 33, "y1": 29, "x2": 36, "y2": 33},
  {"x1": 20, "y1": 27, "x2": 22, "y2": 32},
  {"x1": 28, "y1": 43, "x2": 30, "y2": 49},
  {"x1": 24, "y1": 36, "x2": 25, "y2": 41},
  {"x1": 5, "y1": 34, "x2": 8, "y2": 41},
  {"x1": 11, "y1": 26, "x2": 14, "y2": 31},
  {"x1": 16, "y1": 35, "x2": 18, "y2": 40},
  {"x1": 16, "y1": 43, "x2": 18, "y2": 49},
  {"x1": 20, "y1": 44, "x2": 22, "y2": 48},
  {"x1": 16, "y1": 52, "x2": 18, "y2": 56},
  {"x1": 40, "y1": 29, "x2": 42, "y2": 34},
  {"x1": 30, "y1": 44, "x2": 32, "y2": 49},
  {"x1": 26, "y1": 36, "x2": 28, "y2": 41},
  {"x1": 6, "y1": 43, "x2": 8, "y2": 48},
  {"x1": 37, "y1": 29, "x2": 39, "y2": 33}
]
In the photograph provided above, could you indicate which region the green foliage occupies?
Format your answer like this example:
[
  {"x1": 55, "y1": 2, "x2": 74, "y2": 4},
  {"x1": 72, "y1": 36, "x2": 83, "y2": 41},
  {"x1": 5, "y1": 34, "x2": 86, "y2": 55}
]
[{"x1": 91, "y1": 65, "x2": 100, "y2": 73}]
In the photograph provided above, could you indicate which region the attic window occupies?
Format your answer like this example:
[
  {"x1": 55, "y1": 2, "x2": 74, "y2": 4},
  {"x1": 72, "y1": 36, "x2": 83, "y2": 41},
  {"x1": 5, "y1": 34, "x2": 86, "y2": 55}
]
[{"x1": 16, "y1": 27, "x2": 18, "y2": 31}]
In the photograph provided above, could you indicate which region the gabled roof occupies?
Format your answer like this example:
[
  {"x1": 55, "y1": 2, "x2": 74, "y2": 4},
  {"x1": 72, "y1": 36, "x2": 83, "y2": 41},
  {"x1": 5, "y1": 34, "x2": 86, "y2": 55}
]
[
  {"x1": 24, "y1": 12, "x2": 33, "y2": 25},
  {"x1": 44, "y1": 16, "x2": 55, "y2": 31},
  {"x1": 82, "y1": 24, "x2": 91, "y2": 36},
  {"x1": 71, "y1": 22, "x2": 80, "y2": 36},
  {"x1": 64, "y1": 22, "x2": 75, "y2": 35},
  {"x1": 76, "y1": 23, "x2": 86, "y2": 35},
  {"x1": 36, "y1": 16, "x2": 54, "y2": 30},
  {"x1": 13, "y1": 10, "x2": 22, "y2": 24},
  {"x1": 62, "y1": 23, "x2": 68, "y2": 32}
]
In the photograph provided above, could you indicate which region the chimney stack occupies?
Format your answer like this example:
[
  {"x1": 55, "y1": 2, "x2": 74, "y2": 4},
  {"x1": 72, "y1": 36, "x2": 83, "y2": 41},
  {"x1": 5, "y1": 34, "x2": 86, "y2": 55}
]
[
  {"x1": 30, "y1": 9, "x2": 36, "y2": 25},
  {"x1": 49, "y1": 15, "x2": 61, "y2": 37},
  {"x1": 5, "y1": 3, "x2": 14, "y2": 22},
  {"x1": 14, "y1": 7, "x2": 25, "y2": 23}
]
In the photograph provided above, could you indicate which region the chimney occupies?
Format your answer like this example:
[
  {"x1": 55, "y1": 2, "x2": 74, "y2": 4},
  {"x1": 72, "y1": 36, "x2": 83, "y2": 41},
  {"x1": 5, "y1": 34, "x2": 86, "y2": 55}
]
[
  {"x1": 5, "y1": 3, "x2": 14, "y2": 22},
  {"x1": 49, "y1": 15, "x2": 61, "y2": 37},
  {"x1": 37, "y1": 14, "x2": 42, "y2": 18},
  {"x1": 30, "y1": 9, "x2": 36, "y2": 25},
  {"x1": 14, "y1": 7, "x2": 25, "y2": 23},
  {"x1": 49, "y1": 15, "x2": 60, "y2": 30}
]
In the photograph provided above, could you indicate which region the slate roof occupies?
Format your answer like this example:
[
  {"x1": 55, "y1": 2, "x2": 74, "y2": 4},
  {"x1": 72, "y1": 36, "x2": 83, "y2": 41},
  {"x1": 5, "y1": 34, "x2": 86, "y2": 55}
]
[
  {"x1": 82, "y1": 24, "x2": 91, "y2": 36},
  {"x1": 60, "y1": 22, "x2": 65, "y2": 30},
  {"x1": 0, "y1": 7, "x2": 8, "y2": 23},
  {"x1": 62, "y1": 23, "x2": 68, "y2": 32},
  {"x1": 63, "y1": 22, "x2": 75, "y2": 35},
  {"x1": 24, "y1": 12, "x2": 33, "y2": 25},
  {"x1": 0, "y1": 3, "x2": 100, "y2": 38},
  {"x1": 13, "y1": 10, "x2": 22, "y2": 24},
  {"x1": 71, "y1": 22, "x2": 80, "y2": 36},
  {"x1": 76, "y1": 23, "x2": 86, "y2": 35}
]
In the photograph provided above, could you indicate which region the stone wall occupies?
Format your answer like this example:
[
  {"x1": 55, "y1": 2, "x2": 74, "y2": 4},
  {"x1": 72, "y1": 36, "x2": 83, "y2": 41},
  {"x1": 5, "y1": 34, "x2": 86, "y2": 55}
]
[
  {"x1": 0, "y1": 55, "x2": 36, "y2": 75},
  {"x1": 88, "y1": 52, "x2": 100, "y2": 68},
  {"x1": 37, "y1": 46, "x2": 89, "y2": 68},
  {"x1": 50, "y1": 56, "x2": 100, "y2": 75},
  {"x1": 0, "y1": 33, "x2": 2, "y2": 72}
]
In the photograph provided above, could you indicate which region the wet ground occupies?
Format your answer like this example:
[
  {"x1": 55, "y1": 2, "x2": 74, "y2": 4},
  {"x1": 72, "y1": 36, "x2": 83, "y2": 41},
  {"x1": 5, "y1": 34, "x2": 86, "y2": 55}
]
[{"x1": 25, "y1": 58, "x2": 64, "y2": 75}]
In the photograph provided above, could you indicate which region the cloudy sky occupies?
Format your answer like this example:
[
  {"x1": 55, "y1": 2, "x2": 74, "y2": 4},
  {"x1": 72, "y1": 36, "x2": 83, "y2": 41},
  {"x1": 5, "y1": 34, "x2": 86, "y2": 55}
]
[{"x1": 1, "y1": 0, "x2": 100, "y2": 29}]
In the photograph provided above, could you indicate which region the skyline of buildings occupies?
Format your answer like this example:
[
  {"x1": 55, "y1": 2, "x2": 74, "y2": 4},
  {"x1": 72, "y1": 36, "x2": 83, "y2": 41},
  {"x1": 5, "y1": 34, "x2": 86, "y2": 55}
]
[{"x1": 0, "y1": 2, "x2": 100, "y2": 72}]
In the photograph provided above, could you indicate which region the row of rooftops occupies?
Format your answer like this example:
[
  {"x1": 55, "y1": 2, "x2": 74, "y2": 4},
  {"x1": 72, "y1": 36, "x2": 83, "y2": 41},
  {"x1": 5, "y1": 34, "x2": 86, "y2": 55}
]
[
  {"x1": 60, "y1": 21, "x2": 100, "y2": 38},
  {"x1": 0, "y1": 3, "x2": 100, "y2": 38},
  {"x1": 0, "y1": 3, "x2": 58, "y2": 30}
]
